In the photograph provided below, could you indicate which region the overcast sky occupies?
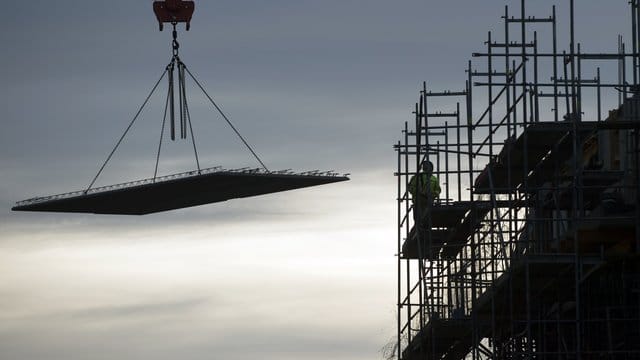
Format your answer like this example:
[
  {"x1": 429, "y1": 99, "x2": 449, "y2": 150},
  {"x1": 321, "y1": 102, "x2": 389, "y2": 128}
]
[{"x1": 0, "y1": 1, "x2": 634, "y2": 360}]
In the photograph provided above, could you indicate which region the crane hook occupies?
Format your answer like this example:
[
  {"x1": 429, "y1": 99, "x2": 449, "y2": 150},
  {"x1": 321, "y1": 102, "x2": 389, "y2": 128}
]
[{"x1": 153, "y1": 0, "x2": 195, "y2": 31}]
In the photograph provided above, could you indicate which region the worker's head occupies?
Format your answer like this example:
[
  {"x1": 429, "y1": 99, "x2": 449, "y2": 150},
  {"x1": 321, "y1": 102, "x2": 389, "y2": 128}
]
[{"x1": 422, "y1": 161, "x2": 434, "y2": 174}]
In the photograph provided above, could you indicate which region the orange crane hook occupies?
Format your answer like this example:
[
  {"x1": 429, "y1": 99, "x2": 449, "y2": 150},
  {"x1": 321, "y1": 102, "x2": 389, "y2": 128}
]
[{"x1": 153, "y1": 0, "x2": 195, "y2": 31}]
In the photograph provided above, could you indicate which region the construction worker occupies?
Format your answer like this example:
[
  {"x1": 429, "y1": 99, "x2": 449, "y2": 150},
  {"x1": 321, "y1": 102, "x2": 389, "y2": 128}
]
[{"x1": 408, "y1": 161, "x2": 441, "y2": 225}]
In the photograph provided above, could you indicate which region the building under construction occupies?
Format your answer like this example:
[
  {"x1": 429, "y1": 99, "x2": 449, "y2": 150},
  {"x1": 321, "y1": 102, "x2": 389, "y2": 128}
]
[{"x1": 395, "y1": 1, "x2": 640, "y2": 359}]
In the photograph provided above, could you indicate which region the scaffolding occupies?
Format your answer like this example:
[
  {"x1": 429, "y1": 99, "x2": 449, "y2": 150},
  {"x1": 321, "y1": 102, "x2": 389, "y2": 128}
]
[{"x1": 395, "y1": 1, "x2": 640, "y2": 359}]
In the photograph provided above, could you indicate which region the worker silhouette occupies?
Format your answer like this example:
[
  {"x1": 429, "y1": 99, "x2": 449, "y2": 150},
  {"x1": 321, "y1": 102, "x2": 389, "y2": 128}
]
[{"x1": 408, "y1": 161, "x2": 441, "y2": 229}]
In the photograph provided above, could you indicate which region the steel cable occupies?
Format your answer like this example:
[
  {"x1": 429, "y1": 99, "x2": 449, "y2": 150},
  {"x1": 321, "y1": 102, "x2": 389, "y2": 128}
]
[
  {"x1": 154, "y1": 76, "x2": 173, "y2": 181},
  {"x1": 183, "y1": 66, "x2": 270, "y2": 172},
  {"x1": 86, "y1": 68, "x2": 168, "y2": 192},
  {"x1": 180, "y1": 62, "x2": 201, "y2": 173}
]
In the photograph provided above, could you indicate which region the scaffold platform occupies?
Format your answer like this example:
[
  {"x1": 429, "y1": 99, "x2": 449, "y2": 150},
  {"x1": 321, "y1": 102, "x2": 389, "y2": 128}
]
[
  {"x1": 403, "y1": 201, "x2": 514, "y2": 259},
  {"x1": 474, "y1": 121, "x2": 640, "y2": 194},
  {"x1": 402, "y1": 317, "x2": 473, "y2": 360}
]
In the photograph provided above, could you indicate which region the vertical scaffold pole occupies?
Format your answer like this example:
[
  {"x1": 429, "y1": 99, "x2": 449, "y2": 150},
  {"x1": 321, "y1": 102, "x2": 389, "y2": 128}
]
[
  {"x1": 553, "y1": 6, "x2": 559, "y2": 122},
  {"x1": 632, "y1": 0, "x2": 638, "y2": 87},
  {"x1": 396, "y1": 139, "x2": 402, "y2": 360}
]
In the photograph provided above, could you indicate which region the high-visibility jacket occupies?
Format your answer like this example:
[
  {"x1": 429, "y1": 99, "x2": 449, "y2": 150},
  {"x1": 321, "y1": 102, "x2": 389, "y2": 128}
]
[{"x1": 408, "y1": 173, "x2": 441, "y2": 200}]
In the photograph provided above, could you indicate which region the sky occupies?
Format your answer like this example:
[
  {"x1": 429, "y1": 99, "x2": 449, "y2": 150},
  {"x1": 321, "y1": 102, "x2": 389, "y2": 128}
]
[{"x1": 0, "y1": 1, "x2": 635, "y2": 360}]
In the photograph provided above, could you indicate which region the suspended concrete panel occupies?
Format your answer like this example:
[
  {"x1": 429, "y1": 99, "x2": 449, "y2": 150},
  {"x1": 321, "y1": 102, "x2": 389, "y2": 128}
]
[{"x1": 12, "y1": 167, "x2": 349, "y2": 215}]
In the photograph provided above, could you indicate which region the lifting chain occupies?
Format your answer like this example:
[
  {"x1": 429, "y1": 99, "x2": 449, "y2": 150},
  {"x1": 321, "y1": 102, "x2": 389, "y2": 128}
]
[{"x1": 172, "y1": 23, "x2": 180, "y2": 57}]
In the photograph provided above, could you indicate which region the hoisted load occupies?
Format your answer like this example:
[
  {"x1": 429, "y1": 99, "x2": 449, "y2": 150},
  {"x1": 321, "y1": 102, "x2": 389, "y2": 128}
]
[
  {"x1": 12, "y1": 168, "x2": 347, "y2": 215},
  {"x1": 12, "y1": 0, "x2": 349, "y2": 215}
]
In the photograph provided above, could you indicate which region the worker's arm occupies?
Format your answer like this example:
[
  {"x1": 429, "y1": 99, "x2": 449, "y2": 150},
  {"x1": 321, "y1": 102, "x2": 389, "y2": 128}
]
[
  {"x1": 431, "y1": 176, "x2": 441, "y2": 199},
  {"x1": 408, "y1": 175, "x2": 416, "y2": 196}
]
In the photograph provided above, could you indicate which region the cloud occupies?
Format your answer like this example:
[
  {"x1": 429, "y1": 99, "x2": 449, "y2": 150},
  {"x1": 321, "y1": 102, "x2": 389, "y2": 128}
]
[{"x1": 68, "y1": 297, "x2": 209, "y2": 321}]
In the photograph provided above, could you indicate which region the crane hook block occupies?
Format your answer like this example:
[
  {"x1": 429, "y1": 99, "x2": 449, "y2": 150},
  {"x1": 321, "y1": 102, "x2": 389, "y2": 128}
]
[{"x1": 153, "y1": 0, "x2": 195, "y2": 31}]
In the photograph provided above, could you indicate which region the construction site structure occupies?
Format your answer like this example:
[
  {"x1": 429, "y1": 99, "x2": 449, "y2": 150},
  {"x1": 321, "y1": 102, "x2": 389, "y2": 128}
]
[{"x1": 395, "y1": 1, "x2": 640, "y2": 358}]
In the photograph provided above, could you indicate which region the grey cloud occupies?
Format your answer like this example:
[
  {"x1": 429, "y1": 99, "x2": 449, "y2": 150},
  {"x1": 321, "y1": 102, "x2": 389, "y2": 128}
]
[
  {"x1": 1, "y1": 322, "x2": 383, "y2": 360},
  {"x1": 68, "y1": 297, "x2": 209, "y2": 321},
  {"x1": 204, "y1": 326, "x2": 384, "y2": 360},
  {"x1": 1, "y1": 297, "x2": 211, "y2": 326}
]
